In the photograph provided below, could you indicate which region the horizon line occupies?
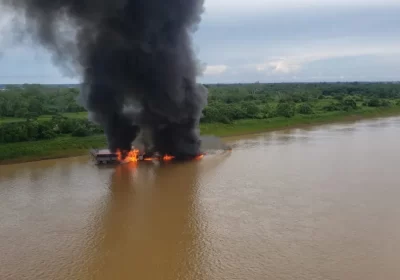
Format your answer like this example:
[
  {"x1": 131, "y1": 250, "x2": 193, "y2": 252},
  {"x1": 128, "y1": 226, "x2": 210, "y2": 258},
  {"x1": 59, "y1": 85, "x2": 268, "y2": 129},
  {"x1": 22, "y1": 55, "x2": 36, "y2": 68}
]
[{"x1": 1, "y1": 80, "x2": 400, "y2": 86}]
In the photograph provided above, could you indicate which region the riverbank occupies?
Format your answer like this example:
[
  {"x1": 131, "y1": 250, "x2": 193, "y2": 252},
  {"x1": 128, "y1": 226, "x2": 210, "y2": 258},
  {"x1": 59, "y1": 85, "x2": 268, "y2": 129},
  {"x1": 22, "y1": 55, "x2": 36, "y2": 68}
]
[
  {"x1": 201, "y1": 106, "x2": 400, "y2": 136},
  {"x1": 2, "y1": 106, "x2": 400, "y2": 165}
]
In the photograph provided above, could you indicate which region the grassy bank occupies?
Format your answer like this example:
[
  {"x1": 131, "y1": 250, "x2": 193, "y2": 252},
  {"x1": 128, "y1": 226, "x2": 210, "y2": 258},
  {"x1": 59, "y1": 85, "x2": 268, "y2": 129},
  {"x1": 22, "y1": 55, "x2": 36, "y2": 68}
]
[
  {"x1": 0, "y1": 135, "x2": 107, "y2": 164},
  {"x1": 0, "y1": 112, "x2": 88, "y2": 124},
  {"x1": 2, "y1": 106, "x2": 400, "y2": 164}
]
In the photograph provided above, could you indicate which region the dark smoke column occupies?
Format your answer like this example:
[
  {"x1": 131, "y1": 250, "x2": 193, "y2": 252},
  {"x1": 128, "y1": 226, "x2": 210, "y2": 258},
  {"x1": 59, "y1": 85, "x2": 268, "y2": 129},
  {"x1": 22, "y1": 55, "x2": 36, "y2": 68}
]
[{"x1": 2, "y1": 0, "x2": 208, "y2": 157}]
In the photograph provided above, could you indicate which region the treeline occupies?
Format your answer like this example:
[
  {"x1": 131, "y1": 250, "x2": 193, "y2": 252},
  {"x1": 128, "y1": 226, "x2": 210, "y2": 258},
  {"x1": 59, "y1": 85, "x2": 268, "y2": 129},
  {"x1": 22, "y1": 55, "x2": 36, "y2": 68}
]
[
  {"x1": 201, "y1": 83, "x2": 400, "y2": 123},
  {"x1": 1, "y1": 82, "x2": 400, "y2": 118},
  {"x1": 0, "y1": 84, "x2": 84, "y2": 118},
  {"x1": 0, "y1": 115, "x2": 103, "y2": 143},
  {"x1": 202, "y1": 96, "x2": 399, "y2": 124},
  {"x1": 205, "y1": 82, "x2": 400, "y2": 101},
  {"x1": 1, "y1": 83, "x2": 400, "y2": 143}
]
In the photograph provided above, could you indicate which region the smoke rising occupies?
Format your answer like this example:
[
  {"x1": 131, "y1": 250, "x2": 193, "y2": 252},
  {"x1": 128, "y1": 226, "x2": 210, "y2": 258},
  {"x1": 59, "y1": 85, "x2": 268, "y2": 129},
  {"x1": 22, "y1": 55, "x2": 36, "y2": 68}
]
[{"x1": 1, "y1": 0, "x2": 208, "y2": 158}]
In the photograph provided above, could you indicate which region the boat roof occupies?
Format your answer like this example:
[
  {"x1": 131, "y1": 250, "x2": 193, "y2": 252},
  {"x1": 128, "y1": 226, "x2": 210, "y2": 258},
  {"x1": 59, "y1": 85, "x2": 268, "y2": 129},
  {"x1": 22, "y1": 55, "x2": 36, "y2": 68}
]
[
  {"x1": 91, "y1": 146, "x2": 143, "y2": 156},
  {"x1": 96, "y1": 149, "x2": 117, "y2": 155}
]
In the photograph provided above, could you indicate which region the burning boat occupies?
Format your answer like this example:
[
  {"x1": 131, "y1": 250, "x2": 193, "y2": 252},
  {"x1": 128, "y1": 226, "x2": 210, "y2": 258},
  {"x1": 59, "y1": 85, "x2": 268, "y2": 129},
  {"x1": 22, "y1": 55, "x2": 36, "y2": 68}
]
[
  {"x1": 90, "y1": 147, "x2": 204, "y2": 165},
  {"x1": 90, "y1": 134, "x2": 232, "y2": 165},
  {"x1": 4, "y1": 0, "x2": 211, "y2": 168}
]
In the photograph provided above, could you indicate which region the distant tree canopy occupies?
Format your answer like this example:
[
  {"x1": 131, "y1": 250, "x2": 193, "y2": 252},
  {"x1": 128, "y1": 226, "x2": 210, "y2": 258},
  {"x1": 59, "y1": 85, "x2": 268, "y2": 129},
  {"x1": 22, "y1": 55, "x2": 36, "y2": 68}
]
[
  {"x1": 297, "y1": 103, "x2": 314, "y2": 115},
  {"x1": 0, "y1": 85, "x2": 84, "y2": 118},
  {"x1": 1, "y1": 82, "x2": 400, "y2": 143},
  {"x1": 0, "y1": 115, "x2": 103, "y2": 143},
  {"x1": 276, "y1": 101, "x2": 296, "y2": 118}
]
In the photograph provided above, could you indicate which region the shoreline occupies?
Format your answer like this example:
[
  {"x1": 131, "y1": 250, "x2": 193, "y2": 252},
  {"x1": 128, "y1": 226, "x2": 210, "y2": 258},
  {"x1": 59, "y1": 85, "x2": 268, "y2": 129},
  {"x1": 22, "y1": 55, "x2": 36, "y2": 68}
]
[{"x1": 2, "y1": 108, "x2": 400, "y2": 165}]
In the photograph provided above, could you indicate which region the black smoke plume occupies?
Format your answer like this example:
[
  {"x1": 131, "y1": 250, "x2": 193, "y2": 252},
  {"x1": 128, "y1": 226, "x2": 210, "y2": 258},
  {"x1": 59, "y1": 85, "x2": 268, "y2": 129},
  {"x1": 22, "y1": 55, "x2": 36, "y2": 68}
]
[{"x1": 1, "y1": 0, "x2": 208, "y2": 158}]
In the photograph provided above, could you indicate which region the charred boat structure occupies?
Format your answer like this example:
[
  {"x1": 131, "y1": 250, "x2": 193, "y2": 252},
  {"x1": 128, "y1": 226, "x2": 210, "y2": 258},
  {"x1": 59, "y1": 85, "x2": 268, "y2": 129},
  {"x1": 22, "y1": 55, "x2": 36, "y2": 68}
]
[{"x1": 90, "y1": 149, "x2": 119, "y2": 164}]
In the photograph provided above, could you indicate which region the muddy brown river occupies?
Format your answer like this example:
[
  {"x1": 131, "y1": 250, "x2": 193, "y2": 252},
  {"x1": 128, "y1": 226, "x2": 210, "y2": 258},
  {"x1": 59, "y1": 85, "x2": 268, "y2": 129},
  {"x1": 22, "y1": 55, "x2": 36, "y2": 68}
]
[{"x1": 1, "y1": 117, "x2": 400, "y2": 280}]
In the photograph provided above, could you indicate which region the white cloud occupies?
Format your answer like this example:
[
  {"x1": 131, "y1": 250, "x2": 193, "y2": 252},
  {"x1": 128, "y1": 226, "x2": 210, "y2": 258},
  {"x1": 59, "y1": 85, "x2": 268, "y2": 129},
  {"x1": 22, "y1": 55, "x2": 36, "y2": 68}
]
[
  {"x1": 203, "y1": 64, "x2": 228, "y2": 75},
  {"x1": 253, "y1": 41, "x2": 400, "y2": 76},
  {"x1": 256, "y1": 60, "x2": 301, "y2": 74}
]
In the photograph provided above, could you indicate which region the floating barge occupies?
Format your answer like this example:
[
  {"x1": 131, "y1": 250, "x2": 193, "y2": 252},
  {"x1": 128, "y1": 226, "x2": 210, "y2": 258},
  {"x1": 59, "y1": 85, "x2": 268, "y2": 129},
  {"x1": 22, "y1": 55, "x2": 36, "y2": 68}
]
[{"x1": 90, "y1": 148, "x2": 206, "y2": 165}]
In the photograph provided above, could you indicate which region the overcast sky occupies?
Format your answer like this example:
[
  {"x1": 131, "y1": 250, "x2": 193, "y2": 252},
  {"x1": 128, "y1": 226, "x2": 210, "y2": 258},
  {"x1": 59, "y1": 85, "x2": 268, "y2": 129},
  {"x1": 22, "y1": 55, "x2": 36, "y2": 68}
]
[{"x1": 0, "y1": 0, "x2": 399, "y2": 84}]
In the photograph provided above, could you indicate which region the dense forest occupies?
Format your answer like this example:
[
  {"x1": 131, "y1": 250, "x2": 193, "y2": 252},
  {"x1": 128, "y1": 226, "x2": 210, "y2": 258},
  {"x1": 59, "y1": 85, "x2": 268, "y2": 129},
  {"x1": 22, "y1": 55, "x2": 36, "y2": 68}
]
[{"x1": 1, "y1": 82, "x2": 400, "y2": 144}]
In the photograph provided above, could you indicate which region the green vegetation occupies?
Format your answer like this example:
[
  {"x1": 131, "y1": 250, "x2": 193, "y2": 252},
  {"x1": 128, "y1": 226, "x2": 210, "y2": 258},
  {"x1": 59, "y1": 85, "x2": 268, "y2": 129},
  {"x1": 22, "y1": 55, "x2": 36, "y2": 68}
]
[
  {"x1": 0, "y1": 135, "x2": 107, "y2": 164},
  {"x1": 2, "y1": 82, "x2": 400, "y2": 163},
  {"x1": 200, "y1": 106, "x2": 400, "y2": 136}
]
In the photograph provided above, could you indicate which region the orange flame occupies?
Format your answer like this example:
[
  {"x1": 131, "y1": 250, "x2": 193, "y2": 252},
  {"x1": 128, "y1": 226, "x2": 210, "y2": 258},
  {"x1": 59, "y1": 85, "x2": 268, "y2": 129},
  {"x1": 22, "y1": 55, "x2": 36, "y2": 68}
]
[
  {"x1": 195, "y1": 154, "x2": 204, "y2": 160},
  {"x1": 162, "y1": 154, "x2": 175, "y2": 161},
  {"x1": 116, "y1": 149, "x2": 140, "y2": 163},
  {"x1": 115, "y1": 149, "x2": 205, "y2": 164}
]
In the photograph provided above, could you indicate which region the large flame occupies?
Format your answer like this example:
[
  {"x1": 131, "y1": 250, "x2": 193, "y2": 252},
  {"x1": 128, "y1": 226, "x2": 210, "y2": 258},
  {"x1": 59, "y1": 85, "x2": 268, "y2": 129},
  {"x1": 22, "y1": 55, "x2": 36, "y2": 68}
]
[{"x1": 116, "y1": 149, "x2": 139, "y2": 163}]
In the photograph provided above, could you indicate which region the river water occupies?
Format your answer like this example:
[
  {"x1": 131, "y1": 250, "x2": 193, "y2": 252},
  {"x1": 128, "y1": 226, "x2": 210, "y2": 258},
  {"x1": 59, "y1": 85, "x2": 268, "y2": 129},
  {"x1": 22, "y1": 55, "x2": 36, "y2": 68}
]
[{"x1": 1, "y1": 117, "x2": 400, "y2": 280}]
